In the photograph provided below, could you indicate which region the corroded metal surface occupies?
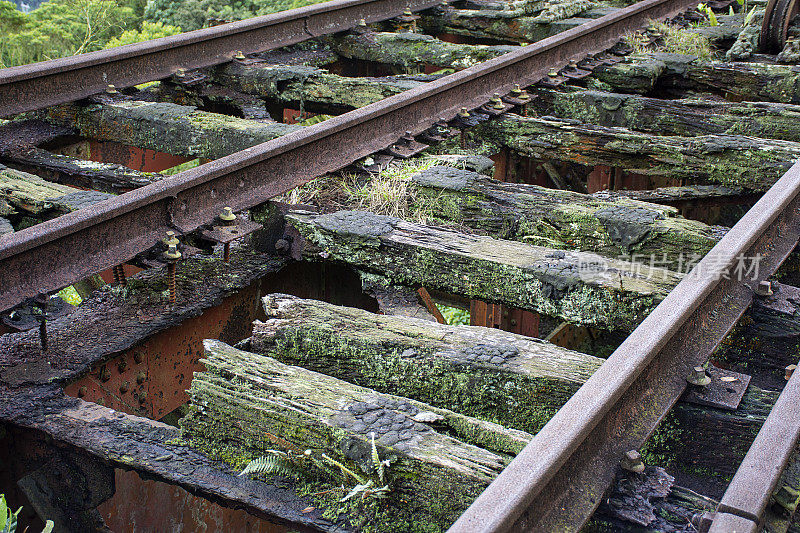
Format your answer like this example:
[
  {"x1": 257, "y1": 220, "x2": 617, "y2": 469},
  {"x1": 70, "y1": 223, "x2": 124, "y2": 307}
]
[{"x1": 0, "y1": 0, "x2": 443, "y2": 117}]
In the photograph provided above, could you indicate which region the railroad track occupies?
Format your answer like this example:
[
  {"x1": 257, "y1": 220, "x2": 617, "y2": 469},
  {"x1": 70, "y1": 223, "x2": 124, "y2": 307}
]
[{"x1": 1, "y1": 0, "x2": 800, "y2": 531}]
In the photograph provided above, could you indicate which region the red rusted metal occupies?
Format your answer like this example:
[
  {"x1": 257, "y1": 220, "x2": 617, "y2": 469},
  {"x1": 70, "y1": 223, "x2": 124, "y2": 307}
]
[
  {"x1": 63, "y1": 281, "x2": 264, "y2": 418},
  {"x1": 88, "y1": 141, "x2": 191, "y2": 173},
  {"x1": 99, "y1": 469, "x2": 287, "y2": 533},
  {"x1": 0, "y1": 0, "x2": 444, "y2": 117}
]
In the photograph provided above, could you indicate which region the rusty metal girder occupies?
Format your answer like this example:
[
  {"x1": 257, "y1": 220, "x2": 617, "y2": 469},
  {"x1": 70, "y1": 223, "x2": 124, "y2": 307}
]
[
  {"x1": 448, "y1": 161, "x2": 800, "y2": 532},
  {"x1": 0, "y1": 0, "x2": 698, "y2": 312},
  {"x1": 0, "y1": 0, "x2": 443, "y2": 118}
]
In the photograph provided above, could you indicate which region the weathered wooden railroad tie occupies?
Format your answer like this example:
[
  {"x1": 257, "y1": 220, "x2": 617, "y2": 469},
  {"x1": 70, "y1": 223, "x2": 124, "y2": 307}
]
[{"x1": 2, "y1": 0, "x2": 800, "y2": 531}]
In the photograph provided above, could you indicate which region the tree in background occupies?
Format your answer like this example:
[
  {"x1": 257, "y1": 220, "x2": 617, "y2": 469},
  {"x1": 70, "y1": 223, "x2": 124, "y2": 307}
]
[{"x1": 105, "y1": 20, "x2": 180, "y2": 47}]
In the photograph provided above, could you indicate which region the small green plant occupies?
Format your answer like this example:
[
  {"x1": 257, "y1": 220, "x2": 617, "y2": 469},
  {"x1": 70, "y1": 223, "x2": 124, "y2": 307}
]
[
  {"x1": 648, "y1": 21, "x2": 713, "y2": 59},
  {"x1": 240, "y1": 433, "x2": 392, "y2": 503},
  {"x1": 0, "y1": 495, "x2": 53, "y2": 533},
  {"x1": 697, "y1": 3, "x2": 719, "y2": 25}
]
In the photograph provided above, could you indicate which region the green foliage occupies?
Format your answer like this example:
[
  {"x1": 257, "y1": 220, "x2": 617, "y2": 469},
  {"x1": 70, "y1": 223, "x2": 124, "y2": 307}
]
[
  {"x1": 142, "y1": 0, "x2": 328, "y2": 32},
  {"x1": 104, "y1": 20, "x2": 181, "y2": 47},
  {"x1": 696, "y1": 3, "x2": 719, "y2": 25},
  {"x1": 0, "y1": 0, "x2": 134, "y2": 67},
  {"x1": 0, "y1": 494, "x2": 53, "y2": 533},
  {"x1": 439, "y1": 304, "x2": 470, "y2": 326}
]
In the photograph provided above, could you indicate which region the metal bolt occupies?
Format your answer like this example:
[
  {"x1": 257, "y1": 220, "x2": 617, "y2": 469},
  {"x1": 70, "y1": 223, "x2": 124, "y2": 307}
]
[
  {"x1": 78, "y1": 386, "x2": 87, "y2": 398},
  {"x1": 358, "y1": 18, "x2": 367, "y2": 26},
  {"x1": 162, "y1": 243, "x2": 182, "y2": 305},
  {"x1": 106, "y1": 84, "x2": 118, "y2": 95},
  {"x1": 100, "y1": 367, "x2": 111, "y2": 382},
  {"x1": 548, "y1": 68, "x2": 558, "y2": 77},
  {"x1": 139, "y1": 390, "x2": 148, "y2": 403},
  {"x1": 33, "y1": 292, "x2": 49, "y2": 352},
  {"x1": 133, "y1": 352, "x2": 143, "y2": 364},
  {"x1": 219, "y1": 206, "x2": 237, "y2": 225},
  {"x1": 787, "y1": 364, "x2": 797, "y2": 380},
  {"x1": 175, "y1": 68, "x2": 186, "y2": 78},
  {"x1": 490, "y1": 93, "x2": 504, "y2": 110},
  {"x1": 234, "y1": 50, "x2": 246, "y2": 60},
  {"x1": 112, "y1": 264, "x2": 127, "y2": 286},
  {"x1": 458, "y1": 107, "x2": 470, "y2": 118},
  {"x1": 687, "y1": 366, "x2": 711, "y2": 386},
  {"x1": 136, "y1": 371, "x2": 147, "y2": 384},
  {"x1": 119, "y1": 381, "x2": 130, "y2": 394},
  {"x1": 163, "y1": 230, "x2": 180, "y2": 247},
  {"x1": 620, "y1": 450, "x2": 645, "y2": 473},
  {"x1": 117, "y1": 359, "x2": 127, "y2": 373},
  {"x1": 755, "y1": 280, "x2": 773, "y2": 296}
]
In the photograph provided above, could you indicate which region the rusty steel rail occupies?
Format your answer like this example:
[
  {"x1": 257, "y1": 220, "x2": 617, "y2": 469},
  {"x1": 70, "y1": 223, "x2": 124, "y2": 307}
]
[
  {"x1": 708, "y1": 366, "x2": 800, "y2": 533},
  {"x1": 449, "y1": 160, "x2": 800, "y2": 532},
  {"x1": 0, "y1": 0, "x2": 697, "y2": 312},
  {"x1": 0, "y1": 0, "x2": 441, "y2": 118}
]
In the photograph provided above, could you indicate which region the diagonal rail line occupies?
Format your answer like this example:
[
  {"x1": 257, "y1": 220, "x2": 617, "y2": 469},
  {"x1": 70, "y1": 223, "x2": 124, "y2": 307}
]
[{"x1": 0, "y1": 0, "x2": 697, "y2": 311}]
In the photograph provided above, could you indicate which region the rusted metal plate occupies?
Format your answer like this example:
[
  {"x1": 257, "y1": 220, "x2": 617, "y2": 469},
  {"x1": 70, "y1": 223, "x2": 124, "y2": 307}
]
[
  {"x1": 0, "y1": 0, "x2": 699, "y2": 312},
  {"x1": 448, "y1": 160, "x2": 800, "y2": 532},
  {"x1": 0, "y1": 0, "x2": 443, "y2": 117},
  {"x1": 681, "y1": 365, "x2": 751, "y2": 411}
]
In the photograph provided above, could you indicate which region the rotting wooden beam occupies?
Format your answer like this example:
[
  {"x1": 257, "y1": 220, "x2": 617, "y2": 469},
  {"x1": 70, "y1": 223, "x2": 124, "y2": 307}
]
[
  {"x1": 182, "y1": 339, "x2": 532, "y2": 532},
  {"x1": 252, "y1": 293, "x2": 602, "y2": 434},
  {"x1": 593, "y1": 52, "x2": 800, "y2": 104},
  {"x1": 213, "y1": 63, "x2": 427, "y2": 111},
  {"x1": 475, "y1": 114, "x2": 800, "y2": 190},
  {"x1": 286, "y1": 209, "x2": 682, "y2": 330},
  {"x1": 539, "y1": 88, "x2": 800, "y2": 143},
  {"x1": 44, "y1": 99, "x2": 301, "y2": 161},
  {"x1": 323, "y1": 30, "x2": 518, "y2": 70},
  {"x1": 419, "y1": 2, "x2": 613, "y2": 43},
  {"x1": 0, "y1": 166, "x2": 82, "y2": 215},
  {"x1": 3, "y1": 146, "x2": 160, "y2": 193},
  {"x1": 409, "y1": 165, "x2": 724, "y2": 270}
]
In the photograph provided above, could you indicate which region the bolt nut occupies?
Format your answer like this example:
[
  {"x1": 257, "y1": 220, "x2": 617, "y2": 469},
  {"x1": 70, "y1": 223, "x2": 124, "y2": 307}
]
[
  {"x1": 163, "y1": 243, "x2": 182, "y2": 261},
  {"x1": 620, "y1": 450, "x2": 645, "y2": 473},
  {"x1": 548, "y1": 68, "x2": 558, "y2": 77},
  {"x1": 100, "y1": 367, "x2": 111, "y2": 382},
  {"x1": 358, "y1": 18, "x2": 367, "y2": 26},
  {"x1": 687, "y1": 366, "x2": 711, "y2": 386},
  {"x1": 787, "y1": 364, "x2": 797, "y2": 381},
  {"x1": 139, "y1": 390, "x2": 148, "y2": 403},
  {"x1": 219, "y1": 206, "x2": 237, "y2": 223},
  {"x1": 136, "y1": 371, "x2": 147, "y2": 384},
  {"x1": 106, "y1": 84, "x2": 118, "y2": 95},
  {"x1": 163, "y1": 230, "x2": 180, "y2": 247},
  {"x1": 756, "y1": 280, "x2": 774, "y2": 296},
  {"x1": 175, "y1": 68, "x2": 186, "y2": 78},
  {"x1": 234, "y1": 51, "x2": 246, "y2": 60},
  {"x1": 119, "y1": 381, "x2": 130, "y2": 394},
  {"x1": 117, "y1": 360, "x2": 127, "y2": 373},
  {"x1": 458, "y1": 107, "x2": 470, "y2": 118},
  {"x1": 78, "y1": 386, "x2": 87, "y2": 397}
]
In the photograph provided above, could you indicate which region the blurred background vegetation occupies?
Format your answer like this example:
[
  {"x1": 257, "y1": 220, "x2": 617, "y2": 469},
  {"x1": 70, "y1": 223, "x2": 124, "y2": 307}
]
[{"x1": 0, "y1": 0, "x2": 328, "y2": 68}]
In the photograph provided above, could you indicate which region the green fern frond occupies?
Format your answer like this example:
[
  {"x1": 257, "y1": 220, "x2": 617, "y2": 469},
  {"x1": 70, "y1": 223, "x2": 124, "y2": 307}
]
[
  {"x1": 321, "y1": 454, "x2": 366, "y2": 485},
  {"x1": 239, "y1": 454, "x2": 300, "y2": 478},
  {"x1": 370, "y1": 433, "x2": 384, "y2": 484}
]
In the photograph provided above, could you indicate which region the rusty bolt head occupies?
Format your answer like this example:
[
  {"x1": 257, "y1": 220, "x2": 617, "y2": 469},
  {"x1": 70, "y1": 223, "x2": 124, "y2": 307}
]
[
  {"x1": 219, "y1": 206, "x2": 237, "y2": 224},
  {"x1": 510, "y1": 84, "x2": 522, "y2": 97},
  {"x1": 458, "y1": 107, "x2": 470, "y2": 118},
  {"x1": 106, "y1": 84, "x2": 118, "y2": 95},
  {"x1": 100, "y1": 367, "x2": 111, "y2": 382},
  {"x1": 786, "y1": 364, "x2": 797, "y2": 381},
  {"x1": 117, "y1": 359, "x2": 127, "y2": 373},
  {"x1": 136, "y1": 371, "x2": 147, "y2": 384},
  {"x1": 234, "y1": 51, "x2": 246, "y2": 60},
  {"x1": 139, "y1": 390, "x2": 148, "y2": 403},
  {"x1": 358, "y1": 18, "x2": 367, "y2": 26},
  {"x1": 119, "y1": 381, "x2": 130, "y2": 394},
  {"x1": 78, "y1": 386, "x2": 87, "y2": 397},
  {"x1": 548, "y1": 68, "x2": 558, "y2": 77},
  {"x1": 756, "y1": 280, "x2": 774, "y2": 296},
  {"x1": 569, "y1": 60, "x2": 579, "y2": 68},
  {"x1": 687, "y1": 366, "x2": 711, "y2": 386},
  {"x1": 175, "y1": 68, "x2": 186, "y2": 78},
  {"x1": 620, "y1": 450, "x2": 645, "y2": 473},
  {"x1": 163, "y1": 230, "x2": 180, "y2": 247},
  {"x1": 133, "y1": 352, "x2": 144, "y2": 364},
  {"x1": 163, "y1": 243, "x2": 182, "y2": 261}
]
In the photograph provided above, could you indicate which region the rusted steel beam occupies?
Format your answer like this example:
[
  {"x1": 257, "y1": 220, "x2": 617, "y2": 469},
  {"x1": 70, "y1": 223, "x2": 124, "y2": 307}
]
[
  {"x1": 709, "y1": 361, "x2": 800, "y2": 532},
  {"x1": 0, "y1": 0, "x2": 698, "y2": 311},
  {"x1": 449, "y1": 160, "x2": 800, "y2": 532},
  {"x1": 0, "y1": 0, "x2": 443, "y2": 118}
]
